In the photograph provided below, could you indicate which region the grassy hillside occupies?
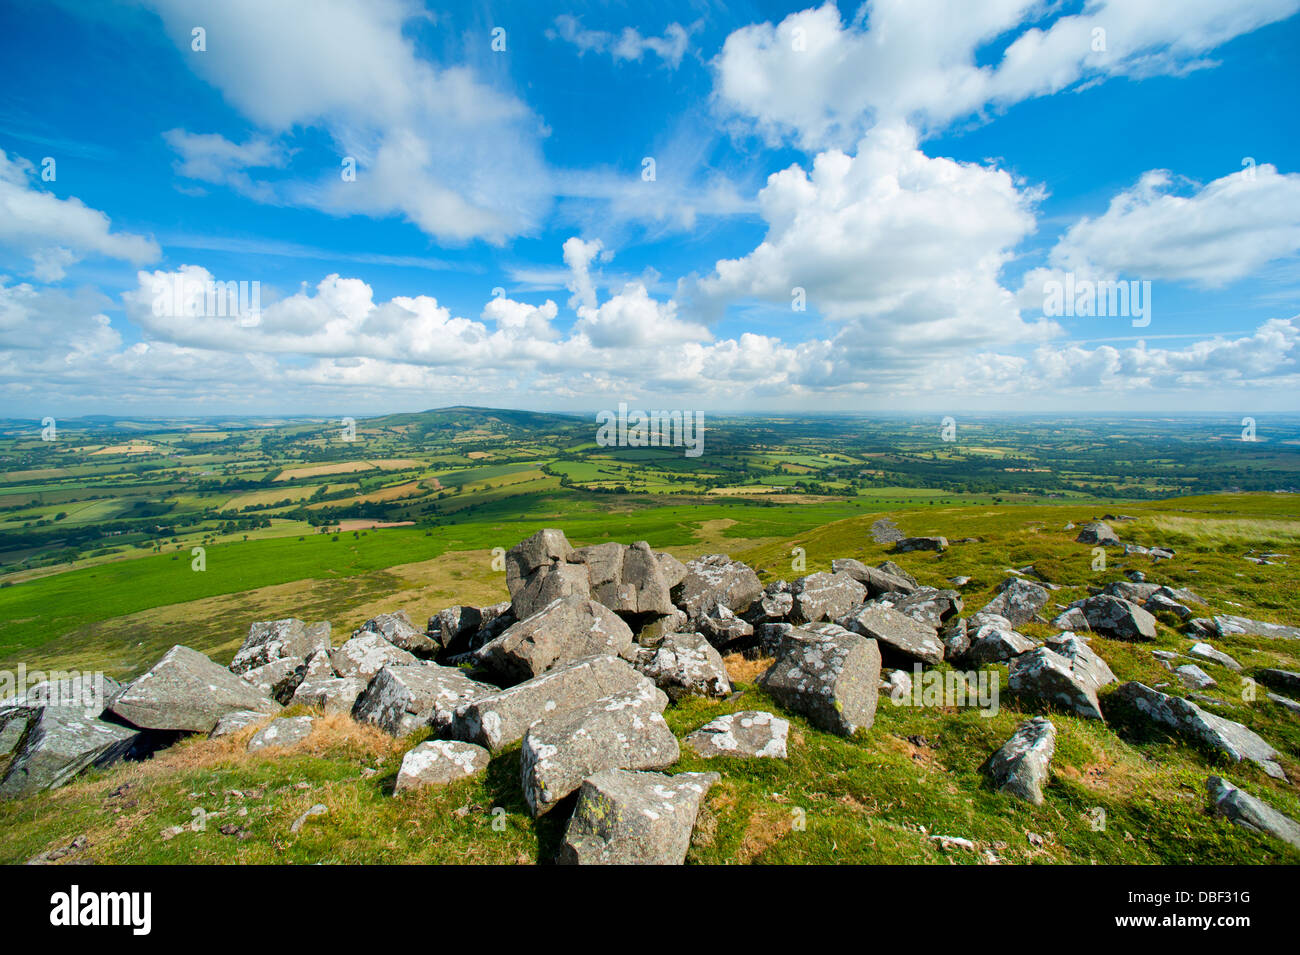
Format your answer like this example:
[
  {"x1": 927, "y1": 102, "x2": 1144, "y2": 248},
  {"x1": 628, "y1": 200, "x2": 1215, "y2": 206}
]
[{"x1": 1, "y1": 492, "x2": 1297, "y2": 864}]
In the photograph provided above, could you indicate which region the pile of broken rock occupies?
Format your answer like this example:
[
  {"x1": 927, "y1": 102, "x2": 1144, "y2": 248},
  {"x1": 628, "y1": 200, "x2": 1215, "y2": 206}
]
[{"x1": 2, "y1": 526, "x2": 1297, "y2": 861}]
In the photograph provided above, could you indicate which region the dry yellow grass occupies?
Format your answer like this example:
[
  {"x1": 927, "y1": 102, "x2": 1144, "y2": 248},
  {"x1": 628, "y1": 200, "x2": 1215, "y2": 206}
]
[
  {"x1": 273, "y1": 459, "x2": 423, "y2": 481},
  {"x1": 1143, "y1": 515, "x2": 1300, "y2": 544}
]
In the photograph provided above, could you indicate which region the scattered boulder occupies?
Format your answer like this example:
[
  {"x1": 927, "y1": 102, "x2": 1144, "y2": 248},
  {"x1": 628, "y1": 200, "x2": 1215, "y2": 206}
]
[
  {"x1": 357, "y1": 610, "x2": 437, "y2": 657},
  {"x1": 966, "y1": 624, "x2": 1037, "y2": 666},
  {"x1": 634, "y1": 631, "x2": 731, "y2": 701},
  {"x1": 831, "y1": 558, "x2": 917, "y2": 596},
  {"x1": 1187, "y1": 643, "x2": 1242, "y2": 672},
  {"x1": 557, "y1": 769, "x2": 718, "y2": 865},
  {"x1": 894, "y1": 536, "x2": 947, "y2": 553},
  {"x1": 1045, "y1": 633, "x2": 1118, "y2": 687},
  {"x1": 758, "y1": 626, "x2": 880, "y2": 736},
  {"x1": 291, "y1": 676, "x2": 367, "y2": 714},
  {"x1": 685, "y1": 711, "x2": 788, "y2": 759},
  {"x1": 520, "y1": 683, "x2": 678, "y2": 816},
  {"x1": 229, "y1": 619, "x2": 331, "y2": 675},
  {"x1": 352, "y1": 664, "x2": 494, "y2": 737},
  {"x1": 1074, "y1": 595, "x2": 1158, "y2": 641},
  {"x1": 442, "y1": 654, "x2": 653, "y2": 752},
  {"x1": 1109, "y1": 682, "x2": 1285, "y2": 779},
  {"x1": 1051, "y1": 606, "x2": 1090, "y2": 632},
  {"x1": 978, "y1": 578, "x2": 1049, "y2": 629},
  {"x1": 1145, "y1": 591, "x2": 1193, "y2": 621},
  {"x1": 672, "y1": 554, "x2": 763, "y2": 623},
  {"x1": 789, "y1": 571, "x2": 867, "y2": 625},
  {"x1": 1175, "y1": 664, "x2": 1217, "y2": 691},
  {"x1": 330, "y1": 631, "x2": 418, "y2": 682},
  {"x1": 394, "y1": 740, "x2": 490, "y2": 793},
  {"x1": 0, "y1": 705, "x2": 141, "y2": 798},
  {"x1": 1075, "y1": 521, "x2": 1120, "y2": 547},
  {"x1": 697, "y1": 605, "x2": 755, "y2": 653},
  {"x1": 1009, "y1": 647, "x2": 1105, "y2": 720},
  {"x1": 1206, "y1": 776, "x2": 1300, "y2": 850},
  {"x1": 238, "y1": 657, "x2": 307, "y2": 705},
  {"x1": 109, "y1": 645, "x2": 280, "y2": 733},
  {"x1": 477, "y1": 595, "x2": 634, "y2": 682},
  {"x1": 981, "y1": 717, "x2": 1056, "y2": 805},
  {"x1": 839, "y1": 604, "x2": 943, "y2": 666},
  {"x1": 1255, "y1": 668, "x2": 1300, "y2": 695},
  {"x1": 1213, "y1": 615, "x2": 1300, "y2": 641},
  {"x1": 247, "y1": 715, "x2": 314, "y2": 752},
  {"x1": 1103, "y1": 581, "x2": 1161, "y2": 603},
  {"x1": 209, "y1": 709, "x2": 268, "y2": 739},
  {"x1": 875, "y1": 587, "x2": 962, "y2": 629}
]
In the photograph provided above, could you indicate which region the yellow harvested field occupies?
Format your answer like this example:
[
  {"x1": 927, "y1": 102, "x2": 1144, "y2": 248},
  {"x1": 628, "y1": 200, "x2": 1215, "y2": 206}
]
[
  {"x1": 90, "y1": 443, "x2": 158, "y2": 455},
  {"x1": 273, "y1": 459, "x2": 423, "y2": 481}
]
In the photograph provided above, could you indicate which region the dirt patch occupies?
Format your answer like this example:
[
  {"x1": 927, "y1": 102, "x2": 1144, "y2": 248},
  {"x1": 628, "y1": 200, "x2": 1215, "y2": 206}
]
[{"x1": 723, "y1": 653, "x2": 772, "y2": 684}]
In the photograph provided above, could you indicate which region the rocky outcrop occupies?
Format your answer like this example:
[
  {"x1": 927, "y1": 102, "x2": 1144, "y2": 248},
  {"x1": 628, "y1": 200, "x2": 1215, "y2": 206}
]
[
  {"x1": 359, "y1": 610, "x2": 439, "y2": 657},
  {"x1": 758, "y1": 625, "x2": 880, "y2": 736},
  {"x1": 476, "y1": 595, "x2": 634, "y2": 682},
  {"x1": 573, "y1": 540, "x2": 676, "y2": 617},
  {"x1": 874, "y1": 587, "x2": 962, "y2": 629},
  {"x1": 978, "y1": 578, "x2": 1049, "y2": 629},
  {"x1": 1074, "y1": 595, "x2": 1158, "y2": 641},
  {"x1": 685, "y1": 711, "x2": 789, "y2": 759},
  {"x1": 831, "y1": 558, "x2": 917, "y2": 596},
  {"x1": 966, "y1": 623, "x2": 1036, "y2": 666},
  {"x1": 557, "y1": 769, "x2": 718, "y2": 865},
  {"x1": 1009, "y1": 641, "x2": 1111, "y2": 720},
  {"x1": 788, "y1": 572, "x2": 867, "y2": 625},
  {"x1": 520, "y1": 683, "x2": 678, "y2": 816},
  {"x1": 109, "y1": 645, "x2": 279, "y2": 733},
  {"x1": 330, "y1": 631, "x2": 419, "y2": 682},
  {"x1": 229, "y1": 619, "x2": 331, "y2": 675},
  {"x1": 981, "y1": 717, "x2": 1056, "y2": 805},
  {"x1": 239, "y1": 657, "x2": 307, "y2": 705},
  {"x1": 672, "y1": 554, "x2": 762, "y2": 623},
  {"x1": 291, "y1": 676, "x2": 367, "y2": 714},
  {"x1": 247, "y1": 715, "x2": 314, "y2": 752},
  {"x1": 0, "y1": 705, "x2": 141, "y2": 798},
  {"x1": 352, "y1": 664, "x2": 494, "y2": 737},
  {"x1": 633, "y1": 631, "x2": 731, "y2": 701},
  {"x1": 839, "y1": 604, "x2": 943, "y2": 666}
]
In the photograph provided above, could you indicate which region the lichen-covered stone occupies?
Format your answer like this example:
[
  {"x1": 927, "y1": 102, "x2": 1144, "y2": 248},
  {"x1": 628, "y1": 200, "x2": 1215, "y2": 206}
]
[
  {"x1": 1074, "y1": 594, "x2": 1158, "y2": 641},
  {"x1": 247, "y1": 715, "x2": 314, "y2": 752},
  {"x1": 290, "y1": 676, "x2": 367, "y2": 714},
  {"x1": 1206, "y1": 776, "x2": 1300, "y2": 849},
  {"x1": 0, "y1": 705, "x2": 140, "y2": 798},
  {"x1": 238, "y1": 656, "x2": 307, "y2": 705},
  {"x1": 109, "y1": 645, "x2": 279, "y2": 732},
  {"x1": 684, "y1": 711, "x2": 788, "y2": 759},
  {"x1": 352, "y1": 664, "x2": 494, "y2": 737},
  {"x1": 830, "y1": 558, "x2": 917, "y2": 596},
  {"x1": 672, "y1": 554, "x2": 762, "y2": 623},
  {"x1": 394, "y1": 740, "x2": 490, "y2": 792},
  {"x1": 788, "y1": 571, "x2": 868, "y2": 625},
  {"x1": 838, "y1": 604, "x2": 943, "y2": 665},
  {"x1": 634, "y1": 631, "x2": 731, "y2": 700},
  {"x1": 758, "y1": 626, "x2": 880, "y2": 736},
  {"x1": 978, "y1": 578, "x2": 1049, "y2": 628},
  {"x1": 981, "y1": 717, "x2": 1056, "y2": 805},
  {"x1": 1213, "y1": 615, "x2": 1300, "y2": 641},
  {"x1": 230, "y1": 619, "x2": 331, "y2": 675},
  {"x1": 330, "y1": 631, "x2": 419, "y2": 681},
  {"x1": 557, "y1": 769, "x2": 718, "y2": 865},
  {"x1": 477, "y1": 595, "x2": 634, "y2": 682},
  {"x1": 358, "y1": 610, "x2": 439, "y2": 657}
]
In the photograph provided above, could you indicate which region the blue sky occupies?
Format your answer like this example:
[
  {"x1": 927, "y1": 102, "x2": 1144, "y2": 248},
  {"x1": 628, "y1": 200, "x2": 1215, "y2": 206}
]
[{"x1": 1, "y1": 0, "x2": 1298, "y2": 417}]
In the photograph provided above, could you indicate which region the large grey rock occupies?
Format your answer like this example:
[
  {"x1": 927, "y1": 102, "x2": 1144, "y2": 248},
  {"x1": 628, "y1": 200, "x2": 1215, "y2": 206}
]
[
  {"x1": 634, "y1": 631, "x2": 731, "y2": 701},
  {"x1": 290, "y1": 676, "x2": 367, "y2": 714},
  {"x1": 2, "y1": 675, "x2": 124, "y2": 716},
  {"x1": 110, "y1": 645, "x2": 279, "y2": 732},
  {"x1": 966, "y1": 623, "x2": 1037, "y2": 666},
  {"x1": 1175, "y1": 664, "x2": 1217, "y2": 691},
  {"x1": 247, "y1": 715, "x2": 314, "y2": 753},
  {"x1": 744, "y1": 590, "x2": 794, "y2": 625},
  {"x1": 894, "y1": 536, "x2": 947, "y2": 553},
  {"x1": 758, "y1": 626, "x2": 880, "y2": 736},
  {"x1": 477, "y1": 595, "x2": 634, "y2": 682},
  {"x1": 1214, "y1": 615, "x2": 1300, "y2": 641},
  {"x1": 1045, "y1": 633, "x2": 1117, "y2": 687},
  {"x1": 1076, "y1": 521, "x2": 1120, "y2": 546},
  {"x1": 506, "y1": 530, "x2": 590, "y2": 620},
  {"x1": 0, "y1": 705, "x2": 141, "y2": 798},
  {"x1": 574, "y1": 540, "x2": 676, "y2": 616},
  {"x1": 505, "y1": 528, "x2": 574, "y2": 588},
  {"x1": 358, "y1": 610, "x2": 438, "y2": 657},
  {"x1": 839, "y1": 604, "x2": 943, "y2": 665},
  {"x1": 697, "y1": 605, "x2": 755, "y2": 653},
  {"x1": 672, "y1": 554, "x2": 762, "y2": 623},
  {"x1": 209, "y1": 709, "x2": 268, "y2": 739},
  {"x1": 557, "y1": 769, "x2": 718, "y2": 865},
  {"x1": 981, "y1": 717, "x2": 1056, "y2": 805},
  {"x1": 394, "y1": 740, "x2": 490, "y2": 793},
  {"x1": 230, "y1": 619, "x2": 331, "y2": 675},
  {"x1": 1256, "y1": 668, "x2": 1300, "y2": 694},
  {"x1": 520, "y1": 683, "x2": 679, "y2": 816},
  {"x1": 427, "y1": 605, "x2": 483, "y2": 654},
  {"x1": 979, "y1": 578, "x2": 1049, "y2": 629},
  {"x1": 238, "y1": 657, "x2": 307, "y2": 705},
  {"x1": 1206, "y1": 776, "x2": 1300, "y2": 849},
  {"x1": 330, "y1": 631, "x2": 418, "y2": 681},
  {"x1": 1110, "y1": 682, "x2": 1285, "y2": 779},
  {"x1": 1145, "y1": 591, "x2": 1194, "y2": 621},
  {"x1": 940, "y1": 618, "x2": 971, "y2": 661},
  {"x1": 877, "y1": 561, "x2": 919, "y2": 588},
  {"x1": 788, "y1": 572, "x2": 868, "y2": 625},
  {"x1": 441, "y1": 654, "x2": 653, "y2": 752},
  {"x1": 1009, "y1": 646, "x2": 1106, "y2": 720},
  {"x1": 655, "y1": 551, "x2": 688, "y2": 590},
  {"x1": 875, "y1": 587, "x2": 963, "y2": 629},
  {"x1": 1051, "y1": 607, "x2": 1091, "y2": 632},
  {"x1": 1075, "y1": 595, "x2": 1158, "y2": 641},
  {"x1": 1187, "y1": 643, "x2": 1242, "y2": 672},
  {"x1": 685, "y1": 711, "x2": 789, "y2": 759},
  {"x1": 1103, "y1": 580, "x2": 1161, "y2": 603},
  {"x1": 831, "y1": 558, "x2": 917, "y2": 596},
  {"x1": 352, "y1": 664, "x2": 495, "y2": 737}
]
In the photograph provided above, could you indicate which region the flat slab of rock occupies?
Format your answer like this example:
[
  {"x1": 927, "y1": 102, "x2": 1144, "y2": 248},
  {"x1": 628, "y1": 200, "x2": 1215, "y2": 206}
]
[
  {"x1": 230, "y1": 619, "x2": 331, "y2": 674},
  {"x1": 521, "y1": 683, "x2": 679, "y2": 816},
  {"x1": 477, "y1": 595, "x2": 634, "y2": 682},
  {"x1": 1214, "y1": 615, "x2": 1300, "y2": 641},
  {"x1": 358, "y1": 610, "x2": 439, "y2": 657},
  {"x1": 1206, "y1": 776, "x2": 1300, "y2": 850},
  {"x1": 291, "y1": 676, "x2": 367, "y2": 714},
  {"x1": 330, "y1": 631, "x2": 419, "y2": 682},
  {"x1": 1187, "y1": 643, "x2": 1242, "y2": 672},
  {"x1": 0, "y1": 705, "x2": 141, "y2": 798},
  {"x1": 758, "y1": 626, "x2": 880, "y2": 736},
  {"x1": 830, "y1": 558, "x2": 917, "y2": 596},
  {"x1": 247, "y1": 715, "x2": 314, "y2": 752},
  {"x1": 1111, "y1": 682, "x2": 1286, "y2": 779},
  {"x1": 634, "y1": 631, "x2": 731, "y2": 700},
  {"x1": 353, "y1": 664, "x2": 495, "y2": 737},
  {"x1": 839, "y1": 604, "x2": 943, "y2": 665},
  {"x1": 110, "y1": 645, "x2": 280, "y2": 732},
  {"x1": 979, "y1": 578, "x2": 1049, "y2": 629},
  {"x1": 442, "y1": 654, "x2": 654, "y2": 752},
  {"x1": 558, "y1": 769, "x2": 718, "y2": 865},
  {"x1": 788, "y1": 571, "x2": 867, "y2": 625},
  {"x1": 394, "y1": 740, "x2": 490, "y2": 792},
  {"x1": 1074, "y1": 595, "x2": 1157, "y2": 641},
  {"x1": 981, "y1": 717, "x2": 1056, "y2": 805},
  {"x1": 672, "y1": 554, "x2": 762, "y2": 623},
  {"x1": 685, "y1": 711, "x2": 788, "y2": 759}
]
